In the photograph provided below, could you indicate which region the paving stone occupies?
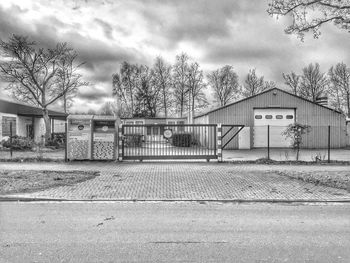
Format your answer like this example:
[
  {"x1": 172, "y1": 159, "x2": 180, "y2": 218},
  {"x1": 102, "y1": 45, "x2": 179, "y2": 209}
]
[{"x1": 0, "y1": 162, "x2": 349, "y2": 201}]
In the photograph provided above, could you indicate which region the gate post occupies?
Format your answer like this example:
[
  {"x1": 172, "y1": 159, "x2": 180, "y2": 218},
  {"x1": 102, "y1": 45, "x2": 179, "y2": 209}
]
[
  {"x1": 118, "y1": 124, "x2": 123, "y2": 161},
  {"x1": 217, "y1": 123, "x2": 222, "y2": 162}
]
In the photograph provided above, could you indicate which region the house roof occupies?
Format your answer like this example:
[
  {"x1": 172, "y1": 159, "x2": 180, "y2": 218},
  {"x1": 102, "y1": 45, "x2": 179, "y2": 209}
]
[
  {"x1": 195, "y1": 87, "x2": 341, "y2": 118},
  {"x1": 0, "y1": 98, "x2": 67, "y2": 119}
]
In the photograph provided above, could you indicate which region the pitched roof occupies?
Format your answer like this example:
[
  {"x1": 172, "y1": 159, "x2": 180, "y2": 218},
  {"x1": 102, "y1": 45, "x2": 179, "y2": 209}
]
[
  {"x1": 0, "y1": 98, "x2": 67, "y2": 118},
  {"x1": 195, "y1": 87, "x2": 341, "y2": 118}
]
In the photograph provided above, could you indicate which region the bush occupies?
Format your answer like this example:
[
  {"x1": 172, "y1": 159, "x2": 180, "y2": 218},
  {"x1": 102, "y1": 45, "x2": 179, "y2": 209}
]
[
  {"x1": 47, "y1": 133, "x2": 66, "y2": 148},
  {"x1": 125, "y1": 134, "x2": 143, "y2": 147},
  {"x1": 172, "y1": 133, "x2": 192, "y2": 147},
  {"x1": 2, "y1": 136, "x2": 34, "y2": 150}
]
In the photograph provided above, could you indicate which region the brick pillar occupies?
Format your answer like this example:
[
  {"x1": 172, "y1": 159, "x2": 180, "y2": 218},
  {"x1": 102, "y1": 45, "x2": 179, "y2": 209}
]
[
  {"x1": 217, "y1": 123, "x2": 222, "y2": 162},
  {"x1": 118, "y1": 124, "x2": 123, "y2": 161}
]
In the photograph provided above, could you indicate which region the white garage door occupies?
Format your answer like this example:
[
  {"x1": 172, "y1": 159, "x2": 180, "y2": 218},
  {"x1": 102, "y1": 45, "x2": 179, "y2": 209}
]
[{"x1": 254, "y1": 108, "x2": 295, "y2": 147}]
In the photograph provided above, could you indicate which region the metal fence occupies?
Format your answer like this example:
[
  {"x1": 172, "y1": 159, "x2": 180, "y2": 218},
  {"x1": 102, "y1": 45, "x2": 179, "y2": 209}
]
[
  {"x1": 1, "y1": 123, "x2": 349, "y2": 162},
  {"x1": 121, "y1": 124, "x2": 217, "y2": 160}
]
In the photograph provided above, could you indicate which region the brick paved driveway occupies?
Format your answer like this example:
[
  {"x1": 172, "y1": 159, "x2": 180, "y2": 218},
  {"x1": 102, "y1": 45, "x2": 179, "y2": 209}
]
[{"x1": 0, "y1": 162, "x2": 349, "y2": 201}]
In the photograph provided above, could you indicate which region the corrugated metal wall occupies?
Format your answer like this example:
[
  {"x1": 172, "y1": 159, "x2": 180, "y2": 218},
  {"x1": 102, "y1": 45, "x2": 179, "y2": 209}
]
[{"x1": 195, "y1": 89, "x2": 347, "y2": 149}]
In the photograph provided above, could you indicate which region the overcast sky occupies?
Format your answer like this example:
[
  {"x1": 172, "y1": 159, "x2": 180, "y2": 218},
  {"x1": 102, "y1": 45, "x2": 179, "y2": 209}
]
[{"x1": 0, "y1": 0, "x2": 349, "y2": 112}]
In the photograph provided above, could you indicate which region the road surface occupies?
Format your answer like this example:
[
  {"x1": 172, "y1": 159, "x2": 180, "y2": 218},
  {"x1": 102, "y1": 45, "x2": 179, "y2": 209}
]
[{"x1": 1, "y1": 202, "x2": 349, "y2": 262}]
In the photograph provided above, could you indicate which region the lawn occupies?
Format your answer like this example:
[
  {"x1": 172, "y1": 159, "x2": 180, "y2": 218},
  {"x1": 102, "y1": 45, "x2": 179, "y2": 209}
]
[
  {"x1": 0, "y1": 170, "x2": 99, "y2": 195},
  {"x1": 0, "y1": 149, "x2": 65, "y2": 161},
  {"x1": 277, "y1": 170, "x2": 350, "y2": 191}
]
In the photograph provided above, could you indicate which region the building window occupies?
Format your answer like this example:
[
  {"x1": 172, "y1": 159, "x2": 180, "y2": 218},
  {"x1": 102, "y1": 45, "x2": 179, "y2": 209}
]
[
  {"x1": 265, "y1": 115, "x2": 273, "y2": 119},
  {"x1": 286, "y1": 115, "x2": 294, "y2": 119},
  {"x1": 255, "y1": 115, "x2": 262, "y2": 119},
  {"x1": 276, "y1": 115, "x2": 283, "y2": 119},
  {"x1": 2, "y1": 117, "x2": 16, "y2": 136}
]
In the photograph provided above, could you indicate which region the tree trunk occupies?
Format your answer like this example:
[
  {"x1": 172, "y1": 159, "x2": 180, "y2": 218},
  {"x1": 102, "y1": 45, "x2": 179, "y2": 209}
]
[
  {"x1": 347, "y1": 92, "x2": 350, "y2": 118},
  {"x1": 63, "y1": 94, "x2": 67, "y2": 114},
  {"x1": 163, "y1": 88, "x2": 167, "y2": 118},
  {"x1": 42, "y1": 108, "x2": 51, "y2": 145}
]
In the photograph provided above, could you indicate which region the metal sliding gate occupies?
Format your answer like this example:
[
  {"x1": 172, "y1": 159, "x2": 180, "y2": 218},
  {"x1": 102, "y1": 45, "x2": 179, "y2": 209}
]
[{"x1": 120, "y1": 124, "x2": 217, "y2": 160}]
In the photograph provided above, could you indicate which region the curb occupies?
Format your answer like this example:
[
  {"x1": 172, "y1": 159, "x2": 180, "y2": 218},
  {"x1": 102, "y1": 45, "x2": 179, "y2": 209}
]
[{"x1": 1, "y1": 196, "x2": 350, "y2": 203}]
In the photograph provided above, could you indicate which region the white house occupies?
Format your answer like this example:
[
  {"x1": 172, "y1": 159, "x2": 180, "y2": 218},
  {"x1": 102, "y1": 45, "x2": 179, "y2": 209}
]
[{"x1": 0, "y1": 98, "x2": 67, "y2": 143}]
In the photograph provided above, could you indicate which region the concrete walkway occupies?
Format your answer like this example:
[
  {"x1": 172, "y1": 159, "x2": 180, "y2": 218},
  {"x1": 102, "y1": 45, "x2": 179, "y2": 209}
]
[{"x1": 0, "y1": 162, "x2": 349, "y2": 201}]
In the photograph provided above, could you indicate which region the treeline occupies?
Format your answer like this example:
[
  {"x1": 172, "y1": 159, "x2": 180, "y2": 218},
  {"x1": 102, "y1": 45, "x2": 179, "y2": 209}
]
[
  {"x1": 111, "y1": 53, "x2": 277, "y2": 119},
  {"x1": 283, "y1": 62, "x2": 350, "y2": 117},
  {"x1": 112, "y1": 53, "x2": 207, "y2": 119},
  {"x1": 111, "y1": 56, "x2": 350, "y2": 119}
]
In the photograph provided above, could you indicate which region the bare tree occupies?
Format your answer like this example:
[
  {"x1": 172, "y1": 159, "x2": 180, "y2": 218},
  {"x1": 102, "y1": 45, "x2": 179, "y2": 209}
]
[
  {"x1": 264, "y1": 80, "x2": 277, "y2": 90},
  {"x1": 55, "y1": 49, "x2": 88, "y2": 113},
  {"x1": 0, "y1": 35, "x2": 87, "y2": 142},
  {"x1": 172, "y1": 53, "x2": 189, "y2": 117},
  {"x1": 134, "y1": 65, "x2": 161, "y2": 117},
  {"x1": 329, "y1": 62, "x2": 350, "y2": 117},
  {"x1": 268, "y1": 0, "x2": 350, "y2": 40},
  {"x1": 208, "y1": 65, "x2": 239, "y2": 107},
  {"x1": 150, "y1": 56, "x2": 172, "y2": 117},
  {"x1": 241, "y1": 69, "x2": 268, "y2": 97},
  {"x1": 112, "y1": 62, "x2": 138, "y2": 117},
  {"x1": 299, "y1": 63, "x2": 329, "y2": 102},
  {"x1": 283, "y1": 72, "x2": 301, "y2": 95},
  {"x1": 186, "y1": 62, "x2": 207, "y2": 123},
  {"x1": 98, "y1": 101, "x2": 118, "y2": 116}
]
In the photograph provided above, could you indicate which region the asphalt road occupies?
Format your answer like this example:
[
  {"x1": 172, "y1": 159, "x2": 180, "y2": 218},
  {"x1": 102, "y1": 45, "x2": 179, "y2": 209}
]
[{"x1": 0, "y1": 202, "x2": 349, "y2": 262}]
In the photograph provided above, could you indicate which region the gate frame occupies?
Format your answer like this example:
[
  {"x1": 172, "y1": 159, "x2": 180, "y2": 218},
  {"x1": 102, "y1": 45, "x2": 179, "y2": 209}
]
[{"x1": 119, "y1": 123, "x2": 218, "y2": 161}]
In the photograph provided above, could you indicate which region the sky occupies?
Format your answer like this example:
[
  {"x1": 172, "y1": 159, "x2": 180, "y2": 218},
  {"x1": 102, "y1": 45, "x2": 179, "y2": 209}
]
[{"x1": 0, "y1": 0, "x2": 349, "y2": 113}]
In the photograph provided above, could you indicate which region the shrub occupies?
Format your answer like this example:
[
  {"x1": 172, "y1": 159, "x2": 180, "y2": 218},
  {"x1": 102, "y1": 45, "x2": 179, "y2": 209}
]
[
  {"x1": 47, "y1": 133, "x2": 66, "y2": 148},
  {"x1": 282, "y1": 123, "x2": 311, "y2": 161},
  {"x1": 172, "y1": 133, "x2": 192, "y2": 147},
  {"x1": 2, "y1": 136, "x2": 34, "y2": 150},
  {"x1": 125, "y1": 134, "x2": 143, "y2": 147}
]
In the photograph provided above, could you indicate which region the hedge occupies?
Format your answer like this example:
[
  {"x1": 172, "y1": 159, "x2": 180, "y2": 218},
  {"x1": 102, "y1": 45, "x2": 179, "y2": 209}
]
[{"x1": 172, "y1": 133, "x2": 192, "y2": 147}]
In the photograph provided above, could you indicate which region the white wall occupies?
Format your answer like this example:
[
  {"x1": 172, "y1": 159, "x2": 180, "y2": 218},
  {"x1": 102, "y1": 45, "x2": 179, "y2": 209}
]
[{"x1": 17, "y1": 116, "x2": 33, "y2": 137}]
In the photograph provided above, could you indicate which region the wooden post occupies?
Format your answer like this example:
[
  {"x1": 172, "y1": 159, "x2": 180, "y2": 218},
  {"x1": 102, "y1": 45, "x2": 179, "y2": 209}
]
[
  {"x1": 328, "y1": 125, "x2": 331, "y2": 163},
  {"x1": 267, "y1": 125, "x2": 270, "y2": 160}
]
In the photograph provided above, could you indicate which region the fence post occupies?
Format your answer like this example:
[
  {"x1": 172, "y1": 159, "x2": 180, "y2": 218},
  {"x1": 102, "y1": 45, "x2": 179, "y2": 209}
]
[
  {"x1": 10, "y1": 122, "x2": 13, "y2": 159},
  {"x1": 267, "y1": 125, "x2": 270, "y2": 160},
  {"x1": 217, "y1": 123, "x2": 222, "y2": 162},
  {"x1": 118, "y1": 124, "x2": 123, "y2": 161},
  {"x1": 328, "y1": 125, "x2": 331, "y2": 163},
  {"x1": 64, "y1": 121, "x2": 68, "y2": 162}
]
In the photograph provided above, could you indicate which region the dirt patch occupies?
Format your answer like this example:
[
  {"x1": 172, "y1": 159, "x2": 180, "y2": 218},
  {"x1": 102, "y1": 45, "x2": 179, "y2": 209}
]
[
  {"x1": 0, "y1": 170, "x2": 99, "y2": 195},
  {"x1": 276, "y1": 171, "x2": 350, "y2": 190}
]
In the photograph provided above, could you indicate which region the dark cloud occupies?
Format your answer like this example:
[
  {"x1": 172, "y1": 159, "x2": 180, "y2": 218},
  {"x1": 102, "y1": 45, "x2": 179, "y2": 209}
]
[
  {"x1": 1, "y1": 0, "x2": 350, "y2": 111},
  {"x1": 77, "y1": 85, "x2": 110, "y2": 101}
]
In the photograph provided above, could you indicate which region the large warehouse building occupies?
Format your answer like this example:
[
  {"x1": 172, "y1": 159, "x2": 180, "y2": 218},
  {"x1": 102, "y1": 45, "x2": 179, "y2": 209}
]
[{"x1": 194, "y1": 88, "x2": 348, "y2": 149}]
